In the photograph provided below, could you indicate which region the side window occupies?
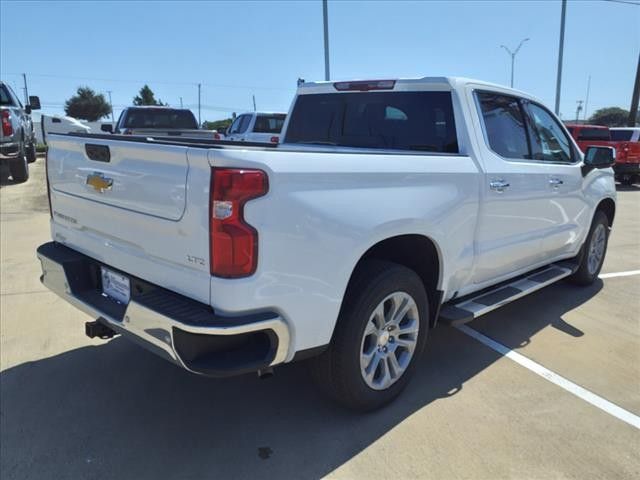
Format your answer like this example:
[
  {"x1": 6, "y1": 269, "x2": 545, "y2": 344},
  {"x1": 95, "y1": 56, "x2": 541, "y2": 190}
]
[
  {"x1": 524, "y1": 102, "x2": 573, "y2": 163},
  {"x1": 477, "y1": 92, "x2": 530, "y2": 159},
  {"x1": 228, "y1": 116, "x2": 243, "y2": 134},
  {"x1": 237, "y1": 115, "x2": 252, "y2": 134}
]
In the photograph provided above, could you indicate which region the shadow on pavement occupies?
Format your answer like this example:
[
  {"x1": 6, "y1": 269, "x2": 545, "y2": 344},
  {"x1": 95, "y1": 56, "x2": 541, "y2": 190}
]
[{"x1": 0, "y1": 280, "x2": 601, "y2": 479}]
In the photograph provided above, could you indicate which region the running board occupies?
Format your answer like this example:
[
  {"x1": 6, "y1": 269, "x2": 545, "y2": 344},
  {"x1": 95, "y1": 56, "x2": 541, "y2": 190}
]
[{"x1": 439, "y1": 263, "x2": 576, "y2": 326}]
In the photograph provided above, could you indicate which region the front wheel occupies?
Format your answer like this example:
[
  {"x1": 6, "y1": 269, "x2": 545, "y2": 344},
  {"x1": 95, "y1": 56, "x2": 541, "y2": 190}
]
[
  {"x1": 312, "y1": 260, "x2": 429, "y2": 411},
  {"x1": 569, "y1": 211, "x2": 609, "y2": 285},
  {"x1": 26, "y1": 142, "x2": 37, "y2": 163}
]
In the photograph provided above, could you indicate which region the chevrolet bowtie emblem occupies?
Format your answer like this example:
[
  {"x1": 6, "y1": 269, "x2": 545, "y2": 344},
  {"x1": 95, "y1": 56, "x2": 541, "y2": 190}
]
[{"x1": 86, "y1": 173, "x2": 113, "y2": 193}]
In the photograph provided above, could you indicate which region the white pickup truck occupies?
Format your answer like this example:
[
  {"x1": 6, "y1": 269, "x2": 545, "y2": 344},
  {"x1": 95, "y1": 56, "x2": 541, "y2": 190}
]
[{"x1": 38, "y1": 77, "x2": 616, "y2": 410}]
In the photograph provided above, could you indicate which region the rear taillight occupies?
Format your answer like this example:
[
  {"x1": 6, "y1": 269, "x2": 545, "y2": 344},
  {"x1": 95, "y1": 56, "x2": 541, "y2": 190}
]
[
  {"x1": 213, "y1": 133, "x2": 221, "y2": 140},
  {"x1": 1, "y1": 110, "x2": 13, "y2": 136},
  {"x1": 210, "y1": 168, "x2": 268, "y2": 278},
  {"x1": 270, "y1": 136, "x2": 279, "y2": 143},
  {"x1": 333, "y1": 80, "x2": 396, "y2": 91}
]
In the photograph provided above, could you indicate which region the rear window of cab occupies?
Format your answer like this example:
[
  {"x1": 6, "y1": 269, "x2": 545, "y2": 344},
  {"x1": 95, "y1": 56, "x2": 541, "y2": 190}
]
[{"x1": 285, "y1": 91, "x2": 459, "y2": 153}]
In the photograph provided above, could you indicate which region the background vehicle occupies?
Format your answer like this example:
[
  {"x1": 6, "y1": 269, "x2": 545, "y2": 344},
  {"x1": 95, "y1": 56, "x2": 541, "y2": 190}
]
[
  {"x1": 101, "y1": 106, "x2": 222, "y2": 140},
  {"x1": 38, "y1": 77, "x2": 616, "y2": 410},
  {"x1": 609, "y1": 127, "x2": 640, "y2": 185},
  {"x1": 225, "y1": 112, "x2": 286, "y2": 143},
  {"x1": 40, "y1": 114, "x2": 91, "y2": 144},
  {"x1": 0, "y1": 81, "x2": 40, "y2": 182},
  {"x1": 566, "y1": 124, "x2": 640, "y2": 185}
]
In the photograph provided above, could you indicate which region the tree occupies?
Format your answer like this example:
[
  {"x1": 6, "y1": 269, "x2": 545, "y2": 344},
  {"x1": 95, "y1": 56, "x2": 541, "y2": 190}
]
[
  {"x1": 133, "y1": 85, "x2": 165, "y2": 106},
  {"x1": 588, "y1": 107, "x2": 633, "y2": 127},
  {"x1": 202, "y1": 118, "x2": 233, "y2": 131},
  {"x1": 64, "y1": 87, "x2": 112, "y2": 122}
]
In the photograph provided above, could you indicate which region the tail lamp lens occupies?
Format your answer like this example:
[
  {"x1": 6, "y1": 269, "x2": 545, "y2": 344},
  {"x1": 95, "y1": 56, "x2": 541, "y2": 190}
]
[
  {"x1": 1, "y1": 110, "x2": 13, "y2": 136},
  {"x1": 210, "y1": 168, "x2": 268, "y2": 277}
]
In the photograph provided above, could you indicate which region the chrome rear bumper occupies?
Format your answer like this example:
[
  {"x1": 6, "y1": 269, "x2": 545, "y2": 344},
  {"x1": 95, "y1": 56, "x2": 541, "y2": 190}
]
[{"x1": 37, "y1": 242, "x2": 290, "y2": 377}]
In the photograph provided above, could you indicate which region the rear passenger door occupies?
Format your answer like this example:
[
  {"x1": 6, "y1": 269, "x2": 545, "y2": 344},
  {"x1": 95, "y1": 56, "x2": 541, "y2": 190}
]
[{"x1": 470, "y1": 91, "x2": 562, "y2": 285}]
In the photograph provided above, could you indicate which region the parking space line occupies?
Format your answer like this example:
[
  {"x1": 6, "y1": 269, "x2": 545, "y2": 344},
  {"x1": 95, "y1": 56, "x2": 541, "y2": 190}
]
[
  {"x1": 599, "y1": 270, "x2": 640, "y2": 279},
  {"x1": 456, "y1": 324, "x2": 640, "y2": 430}
]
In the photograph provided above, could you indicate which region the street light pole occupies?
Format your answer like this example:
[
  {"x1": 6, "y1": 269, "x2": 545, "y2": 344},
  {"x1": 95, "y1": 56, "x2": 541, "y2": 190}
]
[
  {"x1": 323, "y1": 0, "x2": 330, "y2": 81},
  {"x1": 500, "y1": 38, "x2": 529, "y2": 88},
  {"x1": 555, "y1": 0, "x2": 567, "y2": 115}
]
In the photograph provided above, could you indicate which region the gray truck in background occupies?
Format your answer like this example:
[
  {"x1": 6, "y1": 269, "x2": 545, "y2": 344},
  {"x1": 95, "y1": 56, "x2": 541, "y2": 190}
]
[{"x1": 1, "y1": 81, "x2": 40, "y2": 183}]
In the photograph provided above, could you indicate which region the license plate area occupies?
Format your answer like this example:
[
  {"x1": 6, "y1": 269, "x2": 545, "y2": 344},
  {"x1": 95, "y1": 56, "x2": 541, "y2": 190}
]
[{"x1": 100, "y1": 266, "x2": 131, "y2": 305}]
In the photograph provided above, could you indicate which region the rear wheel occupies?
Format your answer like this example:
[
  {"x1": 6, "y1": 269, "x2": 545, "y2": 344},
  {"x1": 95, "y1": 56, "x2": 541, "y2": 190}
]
[
  {"x1": 9, "y1": 140, "x2": 29, "y2": 183},
  {"x1": 569, "y1": 211, "x2": 609, "y2": 285},
  {"x1": 312, "y1": 260, "x2": 429, "y2": 411}
]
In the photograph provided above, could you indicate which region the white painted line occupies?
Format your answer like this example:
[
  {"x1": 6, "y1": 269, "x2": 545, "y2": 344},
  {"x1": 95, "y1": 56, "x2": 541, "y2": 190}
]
[
  {"x1": 599, "y1": 270, "x2": 640, "y2": 279},
  {"x1": 456, "y1": 324, "x2": 640, "y2": 430}
]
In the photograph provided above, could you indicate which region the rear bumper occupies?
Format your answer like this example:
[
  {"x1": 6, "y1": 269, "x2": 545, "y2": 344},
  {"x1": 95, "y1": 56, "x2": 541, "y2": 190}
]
[
  {"x1": 0, "y1": 142, "x2": 19, "y2": 160},
  {"x1": 37, "y1": 242, "x2": 290, "y2": 377}
]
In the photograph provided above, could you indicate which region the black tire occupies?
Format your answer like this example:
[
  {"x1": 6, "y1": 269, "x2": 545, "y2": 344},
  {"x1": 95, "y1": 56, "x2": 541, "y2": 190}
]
[
  {"x1": 311, "y1": 260, "x2": 429, "y2": 411},
  {"x1": 9, "y1": 140, "x2": 29, "y2": 183},
  {"x1": 26, "y1": 142, "x2": 37, "y2": 163},
  {"x1": 569, "y1": 211, "x2": 609, "y2": 286}
]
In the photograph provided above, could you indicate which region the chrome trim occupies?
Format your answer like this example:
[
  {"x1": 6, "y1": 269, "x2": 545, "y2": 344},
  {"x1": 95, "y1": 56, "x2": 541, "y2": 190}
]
[{"x1": 38, "y1": 252, "x2": 290, "y2": 373}]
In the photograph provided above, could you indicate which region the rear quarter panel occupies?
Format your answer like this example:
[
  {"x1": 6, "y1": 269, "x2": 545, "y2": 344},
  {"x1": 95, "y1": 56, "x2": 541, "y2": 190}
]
[{"x1": 208, "y1": 148, "x2": 481, "y2": 354}]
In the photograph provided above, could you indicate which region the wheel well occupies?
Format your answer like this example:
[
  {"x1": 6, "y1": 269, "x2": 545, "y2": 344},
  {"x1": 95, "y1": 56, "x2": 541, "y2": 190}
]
[
  {"x1": 346, "y1": 234, "x2": 441, "y2": 326},
  {"x1": 596, "y1": 198, "x2": 615, "y2": 228}
]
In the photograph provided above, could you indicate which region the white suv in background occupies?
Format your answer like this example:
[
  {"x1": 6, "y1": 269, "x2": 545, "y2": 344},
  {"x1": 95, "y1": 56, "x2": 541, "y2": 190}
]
[{"x1": 225, "y1": 112, "x2": 286, "y2": 143}]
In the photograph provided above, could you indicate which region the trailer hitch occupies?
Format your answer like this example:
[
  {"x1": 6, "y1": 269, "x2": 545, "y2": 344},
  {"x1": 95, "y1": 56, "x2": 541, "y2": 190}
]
[{"x1": 85, "y1": 320, "x2": 117, "y2": 339}]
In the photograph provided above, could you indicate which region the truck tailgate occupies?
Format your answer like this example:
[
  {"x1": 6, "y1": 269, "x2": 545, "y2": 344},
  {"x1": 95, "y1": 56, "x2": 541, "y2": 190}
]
[{"x1": 46, "y1": 134, "x2": 212, "y2": 304}]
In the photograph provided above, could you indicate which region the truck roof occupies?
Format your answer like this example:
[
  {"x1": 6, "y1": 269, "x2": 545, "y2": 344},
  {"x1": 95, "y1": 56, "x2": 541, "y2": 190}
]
[{"x1": 296, "y1": 76, "x2": 547, "y2": 104}]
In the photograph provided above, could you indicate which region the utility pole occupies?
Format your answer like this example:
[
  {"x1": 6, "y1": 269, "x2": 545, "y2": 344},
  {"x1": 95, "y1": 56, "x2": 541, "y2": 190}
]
[
  {"x1": 180, "y1": 97, "x2": 183, "y2": 108},
  {"x1": 555, "y1": 0, "x2": 567, "y2": 115},
  {"x1": 107, "y1": 90, "x2": 115, "y2": 125},
  {"x1": 22, "y1": 73, "x2": 29, "y2": 105},
  {"x1": 252, "y1": 95, "x2": 257, "y2": 112},
  {"x1": 500, "y1": 38, "x2": 529, "y2": 88},
  {"x1": 323, "y1": 0, "x2": 330, "y2": 81},
  {"x1": 197, "y1": 83, "x2": 201, "y2": 126},
  {"x1": 583, "y1": 75, "x2": 591, "y2": 121},
  {"x1": 628, "y1": 52, "x2": 640, "y2": 127},
  {"x1": 575, "y1": 100, "x2": 583, "y2": 123}
]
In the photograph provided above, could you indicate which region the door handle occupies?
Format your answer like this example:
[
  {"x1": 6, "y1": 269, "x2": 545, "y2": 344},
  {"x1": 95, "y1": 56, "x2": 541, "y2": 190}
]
[
  {"x1": 549, "y1": 178, "x2": 564, "y2": 187},
  {"x1": 489, "y1": 179, "x2": 510, "y2": 193}
]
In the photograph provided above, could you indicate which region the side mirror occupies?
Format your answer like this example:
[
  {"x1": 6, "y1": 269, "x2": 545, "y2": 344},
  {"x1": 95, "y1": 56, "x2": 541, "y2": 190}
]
[
  {"x1": 28, "y1": 96, "x2": 41, "y2": 110},
  {"x1": 582, "y1": 146, "x2": 615, "y2": 175},
  {"x1": 25, "y1": 105, "x2": 32, "y2": 114},
  {"x1": 101, "y1": 124, "x2": 113, "y2": 133}
]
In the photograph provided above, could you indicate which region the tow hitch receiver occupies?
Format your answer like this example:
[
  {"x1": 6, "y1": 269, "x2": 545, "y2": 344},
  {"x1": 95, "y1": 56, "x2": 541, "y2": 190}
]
[{"x1": 85, "y1": 320, "x2": 117, "y2": 339}]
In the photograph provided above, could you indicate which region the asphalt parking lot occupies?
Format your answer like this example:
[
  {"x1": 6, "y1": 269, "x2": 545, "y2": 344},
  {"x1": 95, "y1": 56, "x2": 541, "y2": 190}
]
[{"x1": 1, "y1": 158, "x2": 638, "y2": 479}]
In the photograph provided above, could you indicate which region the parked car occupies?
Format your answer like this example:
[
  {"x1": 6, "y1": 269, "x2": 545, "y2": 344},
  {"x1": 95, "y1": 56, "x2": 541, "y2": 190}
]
[
  {"x1": 38, "y1": 77, "x2": 616, "y2": 410},
  {"x1": 101, "y1": 106, "x2": 222, "y2": 140},
  {"x1": 225, "y1": 112, "x2": 286, "y2": 143},
  {"x1": 566, "y1": 124, "x2": 640, "y2": 185},
  {"x1": 0, "y1": 81, "x2": 40, "y2": 182}
]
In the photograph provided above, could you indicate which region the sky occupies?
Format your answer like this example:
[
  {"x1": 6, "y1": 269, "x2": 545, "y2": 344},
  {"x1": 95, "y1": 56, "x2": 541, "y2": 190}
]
[{"x1": 1, "y1": 0, "x2": 638, "y2": 123}]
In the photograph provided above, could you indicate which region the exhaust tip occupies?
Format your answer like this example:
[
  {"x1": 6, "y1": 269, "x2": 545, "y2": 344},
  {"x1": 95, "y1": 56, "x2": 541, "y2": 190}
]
[{"x1": 257, "y1": 367, "x2": 274, "y2": 379}]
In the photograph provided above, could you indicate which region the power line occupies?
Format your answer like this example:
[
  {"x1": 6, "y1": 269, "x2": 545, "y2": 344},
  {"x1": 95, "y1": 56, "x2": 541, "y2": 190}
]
[
  {"x1": 601, "y1": 0, "x2": 640, "y2": 6},
  {"x1": 2, "y1": 72, "x2": 291, "y2": 91}
]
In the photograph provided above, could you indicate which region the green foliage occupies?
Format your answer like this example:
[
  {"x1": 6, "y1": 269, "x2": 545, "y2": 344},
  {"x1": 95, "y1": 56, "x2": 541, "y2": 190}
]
[
  {"x1": 588, "y1": 107, "x2": 634, "y2": 127},
  {"x1": 133, "y1": 85, "x2": 165, "y2": 106},
  {"x1": 64, "y1": 87, "x2": 112, "y2": 122},
  {"x1": 202, "y1": 118, "x2": 233, "y2": 131}
]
